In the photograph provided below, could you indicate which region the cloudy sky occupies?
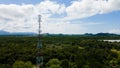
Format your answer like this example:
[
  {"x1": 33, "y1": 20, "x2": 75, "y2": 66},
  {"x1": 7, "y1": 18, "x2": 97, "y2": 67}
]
[{"x1": 0, "y1": 0, "x2": 120, "y2": 34}]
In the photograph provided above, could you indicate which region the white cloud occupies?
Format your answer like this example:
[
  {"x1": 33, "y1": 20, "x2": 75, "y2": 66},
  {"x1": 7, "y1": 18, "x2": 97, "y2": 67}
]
[
  {"x1": 0, "y1": 0, "x2": 120, "y2": 34},
  {"x1": 65, "y1": 0, "x2": 120, "y2": 20},
  {"x1": 36, "y1": 1, "x2": 66, "y2": 16},
  {"x1": 109, "y1": 29, "x2": 120, "y2": 34},
  {"x1": 41, "y1": 21, "x2": 86, "y2": 34},
  {"x1": 99, "y1": 0, "x2": 120, "y2": 14},
  {"x1": 66, "y1": 0, "x2": 99, "y2": 19},
  {"x1": 0, "y1": 0, "x2": 67, "y2": 33}
]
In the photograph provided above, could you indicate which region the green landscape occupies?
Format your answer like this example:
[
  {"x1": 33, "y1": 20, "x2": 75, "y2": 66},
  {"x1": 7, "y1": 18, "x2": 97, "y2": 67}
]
[
  {"x1": 0, "y1": 34, "x2": 120, "y2": 68},
  {"x1": 0, "y1": 0, "x2": 120, "y2": 68}
]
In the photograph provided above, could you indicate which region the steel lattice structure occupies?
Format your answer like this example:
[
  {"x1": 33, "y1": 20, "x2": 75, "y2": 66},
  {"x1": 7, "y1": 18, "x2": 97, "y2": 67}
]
[{"x1": 36, "y1": 15, "x2": 43, "y2": 68}]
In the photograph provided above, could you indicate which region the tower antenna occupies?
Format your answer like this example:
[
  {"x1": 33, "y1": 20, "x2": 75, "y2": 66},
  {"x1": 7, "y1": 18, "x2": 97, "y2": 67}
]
[{"x1": 36, "y1": 15, "x2": 43, "y2": 68}]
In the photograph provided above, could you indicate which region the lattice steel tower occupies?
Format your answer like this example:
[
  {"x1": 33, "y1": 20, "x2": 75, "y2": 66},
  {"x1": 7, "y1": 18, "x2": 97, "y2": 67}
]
[{"x1": 36, "y1": 15, "x2": 43, "y2": 68}]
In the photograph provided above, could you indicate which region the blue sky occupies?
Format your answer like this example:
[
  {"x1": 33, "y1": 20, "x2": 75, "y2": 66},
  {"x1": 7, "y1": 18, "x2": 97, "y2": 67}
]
[
  {"x1": 0, "y1": 0, "x2": 120, "y2": 34},
  {"x1": 0, "y1": 0, "x2": 41, "y2": 4},
  {"x1": 0, "y1": 0, "x2": 72, "y2": 5}
]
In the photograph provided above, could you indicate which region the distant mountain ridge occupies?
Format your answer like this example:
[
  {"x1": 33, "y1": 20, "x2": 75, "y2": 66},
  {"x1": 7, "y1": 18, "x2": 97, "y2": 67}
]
[
  {"x1": 0, "y1": 30, "x2": 11, "y2": 35},
  {"x1": 0, "y1": 30, "x2": 119, "y2": 36},
  {"x1": 84, "y1": 33, "x2": 119, "y2": 36}
]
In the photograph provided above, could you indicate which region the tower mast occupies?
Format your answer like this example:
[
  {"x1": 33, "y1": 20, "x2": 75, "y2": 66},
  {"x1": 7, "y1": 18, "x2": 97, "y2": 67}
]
[{"x1": 36, "y1": 15, "x2": 43, "y2": 68}]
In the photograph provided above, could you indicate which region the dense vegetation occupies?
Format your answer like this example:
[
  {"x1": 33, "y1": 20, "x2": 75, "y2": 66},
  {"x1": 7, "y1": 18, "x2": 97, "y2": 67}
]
[{"x1": 0, "y1": 35, "x2": 120, "y2": 68}]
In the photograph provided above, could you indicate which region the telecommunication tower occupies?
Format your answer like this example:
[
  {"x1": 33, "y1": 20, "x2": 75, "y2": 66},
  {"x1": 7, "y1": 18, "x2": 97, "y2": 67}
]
[{"x1": 36, "y1": 15, "x2": 43, "y2": 68}]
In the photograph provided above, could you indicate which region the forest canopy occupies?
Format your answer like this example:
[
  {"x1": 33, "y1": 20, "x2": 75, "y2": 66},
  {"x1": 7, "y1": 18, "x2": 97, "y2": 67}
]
[{"x1": 0, "y1": 35, "x2": 120, "y2": 68}]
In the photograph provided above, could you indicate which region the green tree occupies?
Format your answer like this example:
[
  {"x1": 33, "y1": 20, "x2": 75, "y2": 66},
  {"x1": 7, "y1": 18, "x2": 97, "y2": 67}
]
[
  {"x1": 46, "y1": 58, "x2": 62, "y2": 68},
  {"x1": 12, "y1": 61, "x2": 33, "y2": 68}
]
